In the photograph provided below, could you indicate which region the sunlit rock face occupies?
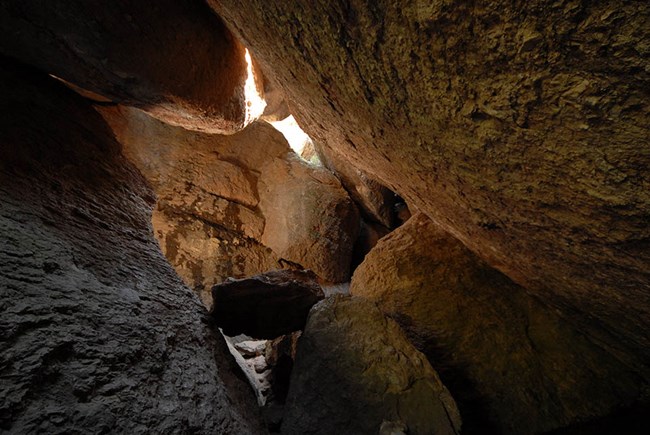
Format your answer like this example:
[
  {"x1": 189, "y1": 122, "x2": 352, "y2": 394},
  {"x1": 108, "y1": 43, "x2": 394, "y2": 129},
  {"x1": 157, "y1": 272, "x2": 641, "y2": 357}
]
[
  {"x1": 101, "y1": 106, "x2": 359, "y2": 305},
  {"x1": 282, "y1": 296, "x2": 462, "y2": 435},
  {"x1": 100, "y1": 106, "x2": 284, "y2": 307},
  {"x1": 0, "y1": 0, "x2": 252, "y2": 133},
  {"x1": 258, "y1": 152, "x2": 360, "y2": 283},
  {"x1": 0, "y1": 59, "x2": 264, "y2": 433},
  {"x1": 351, "y1": 213, "x2": 644, "y2": 434},
  {"x1": 211, "y1": 0, "x2": 650, "y2": 375}
]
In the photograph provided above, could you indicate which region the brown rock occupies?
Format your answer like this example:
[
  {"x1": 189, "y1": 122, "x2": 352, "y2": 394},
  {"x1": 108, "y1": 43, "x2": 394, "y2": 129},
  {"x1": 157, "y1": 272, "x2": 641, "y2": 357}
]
[
  {"x1": 282, "y1": 296, "x2": 462, "y2": 435},
  {"x1": 100, "y1": 106, "x2": 289, "y2": 306},
  {"x1": 0, "y1": 0, "x2": 253, "y2": 133},
  {"x1": 211, "y1": 0, "x2": 650, "y2": 372},
  {"x1": 350, "y1": 213, "x2": 644, "y2": 434},
  {"x1": 258, "y1": 153, "x2": 360, "y2": 283},
  {"x1": 211, "y1": 270, "x2": 325, "y2": 339},
  {"x1": 0, "y1": 59, "x2": 263, "y2": 433},
  {"x1": 152, "y1": 207, "x2": 279, "y2": 309}
]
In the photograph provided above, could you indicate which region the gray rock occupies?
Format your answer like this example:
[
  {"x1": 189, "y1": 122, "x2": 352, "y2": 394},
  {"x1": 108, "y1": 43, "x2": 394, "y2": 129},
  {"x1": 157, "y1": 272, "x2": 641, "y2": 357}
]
[
  {"x1": 0, "y1": 60, "x2": 265, "y2": 434},
  {"x1": 235, "y1": 340, "x2": 268, "y2": 358},
  {"x1": 281, "y1": 296, "x2": 461, "y2": 435}
]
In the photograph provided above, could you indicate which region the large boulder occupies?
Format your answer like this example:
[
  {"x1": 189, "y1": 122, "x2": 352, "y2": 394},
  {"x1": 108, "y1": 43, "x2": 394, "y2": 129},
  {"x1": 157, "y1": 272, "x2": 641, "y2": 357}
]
[
  {"x1": 0, "y1": 59, "x2": 264, "y2": 433},
  {"x1": 211, "y1": 270, "x2": 324, "y2": 339},
  {"x1": 282, "y1": 296, "x2": 462, "y2": 435},
  {"x1": 350, "y1": 213, "x2": 645, "y2": 434},
  {"x1": 211, "y1": 0, "x2": 650, "y2": 372},
  {"x1": 0, "y1": 0, "x2": 254, "y2": 133},
  {"x1": 258, "y1": 153, "x2": 360, "y2": 283},
  {"x1": 101, "y1": 106, "x2": 287, "y2": 306}
]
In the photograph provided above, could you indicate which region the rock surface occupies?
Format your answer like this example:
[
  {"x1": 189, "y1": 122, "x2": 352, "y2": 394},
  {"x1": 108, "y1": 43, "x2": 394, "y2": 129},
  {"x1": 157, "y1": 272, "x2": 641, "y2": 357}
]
[
  {"x1": 211, "y1": 270, "x2": 324, "y2": 339},
  {"x1": 351, "y1": 213, "x2": 645, "y2": 434},
  {"x1": 101, "y1": 105, "x2": 359, "y2": 302},
  {"x1": 102, "y1": 105, "x2": 285, "y2": 307},
  {"x1": 282, "y1": 296, "x2": 462, "y2": 435},
  {"x1": 0, "y1": 0, "x2": 253, "y2": 133},
  {"x1": 0, "y1": 59, "x2": 264, "y2": 433},
  {"x1": 211, "y1": 0, "x2": 650, "y2": 372},
  {"x1": 258, "y1": 153, "x2": 360, "y2": 283}
]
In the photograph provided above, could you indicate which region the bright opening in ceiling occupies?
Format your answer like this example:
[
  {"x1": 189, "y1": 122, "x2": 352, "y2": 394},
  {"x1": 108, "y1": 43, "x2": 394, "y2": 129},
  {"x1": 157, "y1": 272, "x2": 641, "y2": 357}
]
[
  {"x1": 270, "y1": 115, "x2": 316, "y2": 159},
  {"x1": 244, "y1": 48, "x2": 266, "y2": 125}
]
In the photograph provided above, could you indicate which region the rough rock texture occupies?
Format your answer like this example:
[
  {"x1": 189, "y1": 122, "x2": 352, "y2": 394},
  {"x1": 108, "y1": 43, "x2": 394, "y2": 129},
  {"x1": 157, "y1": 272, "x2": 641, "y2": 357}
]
[
  {"x1": 101, "y1": 106, "x2": 288, "y2": 307},
  {"x1": 211, "y1": 270, "x2": 324, "y2": 339},
  {"x1": 0, "y1": 59, "x2": 264, "y2": 433},
  {"x1": 151, "y1": 208, "x2": 278, "y2": 309},
  {"x1": 282, "y1": 296, "x2": 462, "y2": 435},
  {"x1": 101, "y1": 105, "x2": 359, "y2": 301},
  {"x1": 211, "y1": 0, "x2": 650, "y2": 372},
  {"x1": 351, "y1": 213, "x2": 645, "y2": 434},
  {"x1": 0, "y1": 0, "x2": 252, "y2": 133},
  {"x1": 258, "y1": 153, "x2": 360, "y2": 283}
]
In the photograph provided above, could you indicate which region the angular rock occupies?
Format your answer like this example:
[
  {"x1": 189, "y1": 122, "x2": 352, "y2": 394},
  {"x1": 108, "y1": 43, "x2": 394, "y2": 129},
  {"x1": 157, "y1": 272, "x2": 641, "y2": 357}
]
[
  {"x1": 258, "y1": 153, "x2": 360, "y2": 283},
  {"x1": 211, "y1": 270, "x2": 324, "y2": 339},
  {"x1": 0, "y1": 0, "x2": 253, "y2": 133},
  {"x1": 264, "y1": 332, "x2": 301, "y2": 405},
  {"x1": 350, "y1": 213, "x2": 644, "y2": 434},
  {"x1": 282, "y1": 296, "x2": 462, "y2": 435},
  {"x1": 211, "y1": 0, "x2": 650, "y2": 373},
  {"x1": 0, "y1": 59, "x2": 263, "y2": 433}
]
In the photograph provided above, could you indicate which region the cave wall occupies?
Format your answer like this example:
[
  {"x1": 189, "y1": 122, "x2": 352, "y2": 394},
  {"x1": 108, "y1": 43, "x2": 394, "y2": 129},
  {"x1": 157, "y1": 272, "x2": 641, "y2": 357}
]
[
  {"x1": 210, "y1": 0, "x2": 650, "y2": 373},
  {"x1": 0, "y1": 58, "x2": 264, "y2": 433}
]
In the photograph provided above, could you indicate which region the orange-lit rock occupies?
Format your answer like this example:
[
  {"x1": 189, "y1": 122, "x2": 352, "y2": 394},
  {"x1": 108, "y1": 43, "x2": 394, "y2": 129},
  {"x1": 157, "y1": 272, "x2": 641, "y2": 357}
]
[
  {"x1": 101, "y1": 106, "x2": 359, "y2": 302},
  {"x1": 258, "y1": 153, "x2": 360, "y2": 283}
]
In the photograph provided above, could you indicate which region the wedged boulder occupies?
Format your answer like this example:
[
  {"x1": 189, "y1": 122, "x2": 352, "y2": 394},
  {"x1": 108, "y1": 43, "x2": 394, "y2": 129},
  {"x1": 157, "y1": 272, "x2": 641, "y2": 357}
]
[
  {"x1": 351, "y1": 213, "x2": 644, "y2": 434},
  {"x1": 211, "y1": 0, "x2": 650, "y2": 373},
  {"x1": 258, "y1": 153, "x2": 360, "y2": 283},
  {"x1": 0, "y1": 0, "x2": 253, "y2": 133},
  {"x1": 211, "y1": 270, "x2": 324, "y2": 339},
  {"x1": 0, "y1": 59, "x2": 264, "y2": 433},
  {"x1": 282, "y1": 296, "x2": 461, "y2": 435}
]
